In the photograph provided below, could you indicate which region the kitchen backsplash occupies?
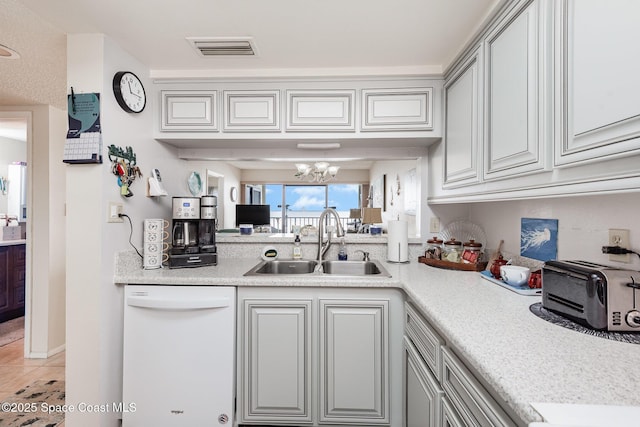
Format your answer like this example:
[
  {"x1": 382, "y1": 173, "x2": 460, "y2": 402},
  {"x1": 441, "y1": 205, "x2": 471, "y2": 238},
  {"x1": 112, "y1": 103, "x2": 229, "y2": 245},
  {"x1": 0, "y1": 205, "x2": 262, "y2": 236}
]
[{"x1": 466, "y1": 192, "x2": 640, "y2": 269}]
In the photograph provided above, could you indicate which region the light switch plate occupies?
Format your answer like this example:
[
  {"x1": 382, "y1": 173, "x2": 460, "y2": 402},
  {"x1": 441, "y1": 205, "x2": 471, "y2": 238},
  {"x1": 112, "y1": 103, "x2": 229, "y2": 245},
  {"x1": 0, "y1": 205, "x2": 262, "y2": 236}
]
[
  {"x1": 107, "y1": 202, "x2": 124, "y2": 223},
  {"x1": 429, "y1": 217, "x2": 440, "y2": 233}
]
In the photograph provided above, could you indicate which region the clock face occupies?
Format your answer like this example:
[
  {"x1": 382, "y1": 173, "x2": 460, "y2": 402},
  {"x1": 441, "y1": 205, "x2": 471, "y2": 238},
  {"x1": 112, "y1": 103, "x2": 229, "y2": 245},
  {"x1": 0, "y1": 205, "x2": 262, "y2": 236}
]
[{"x1": 113, "y1": 71, "x2": 146, "y2": 113}]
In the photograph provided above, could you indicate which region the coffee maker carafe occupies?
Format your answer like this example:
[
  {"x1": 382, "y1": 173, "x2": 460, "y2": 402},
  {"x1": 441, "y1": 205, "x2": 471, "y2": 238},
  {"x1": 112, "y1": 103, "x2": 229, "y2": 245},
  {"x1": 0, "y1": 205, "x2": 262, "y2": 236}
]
[
  {"x1": 168, "y1": 197, "x2": 217, "y2": 268},
  {"x1": 172, "y1": 221, "x2": 198, "y2": 252}
]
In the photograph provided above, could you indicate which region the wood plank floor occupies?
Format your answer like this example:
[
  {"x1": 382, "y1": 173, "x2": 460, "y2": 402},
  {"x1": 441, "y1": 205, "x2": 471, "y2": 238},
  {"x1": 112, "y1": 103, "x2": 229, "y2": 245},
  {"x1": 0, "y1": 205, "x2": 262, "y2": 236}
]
[{"x1": 0, "y1": 338, "x2": 65, "y2": 426}]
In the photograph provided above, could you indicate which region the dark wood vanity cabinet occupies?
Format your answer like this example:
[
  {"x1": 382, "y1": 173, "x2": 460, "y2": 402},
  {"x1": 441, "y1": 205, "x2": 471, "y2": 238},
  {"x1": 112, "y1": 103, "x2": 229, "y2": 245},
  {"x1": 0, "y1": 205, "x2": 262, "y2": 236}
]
[{"x1": 0, "y1": 244, "x2": 25, "y2": 322}]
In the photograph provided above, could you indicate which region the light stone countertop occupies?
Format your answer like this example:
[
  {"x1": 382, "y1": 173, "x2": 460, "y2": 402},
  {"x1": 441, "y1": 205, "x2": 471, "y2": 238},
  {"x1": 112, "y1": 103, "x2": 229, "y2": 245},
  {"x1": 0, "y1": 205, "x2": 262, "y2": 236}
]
[
  {"x1": 0, "y1": 239, "x2": 26, "y2": 246},
  {"x1": 113, "y1": 252, "x2": 640, "y2": 426}
]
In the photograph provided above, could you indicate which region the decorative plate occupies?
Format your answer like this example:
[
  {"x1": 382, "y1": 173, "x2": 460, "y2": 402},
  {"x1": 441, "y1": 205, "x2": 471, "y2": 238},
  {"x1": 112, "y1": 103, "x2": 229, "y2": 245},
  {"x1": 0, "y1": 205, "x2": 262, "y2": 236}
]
[
  {"x1": 440, "y1": 220, "x2": 487, "y2": 247},
  {"x1": 187, "y1": 171, "x2": 202, "y2": 196}
]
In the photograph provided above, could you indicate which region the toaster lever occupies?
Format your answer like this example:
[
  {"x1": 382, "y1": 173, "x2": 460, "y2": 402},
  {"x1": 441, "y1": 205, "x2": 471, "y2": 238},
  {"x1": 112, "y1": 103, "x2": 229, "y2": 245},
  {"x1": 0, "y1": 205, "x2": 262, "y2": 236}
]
[{"x1": 626, "y1": 277, "x2": 640, "y2": 289}]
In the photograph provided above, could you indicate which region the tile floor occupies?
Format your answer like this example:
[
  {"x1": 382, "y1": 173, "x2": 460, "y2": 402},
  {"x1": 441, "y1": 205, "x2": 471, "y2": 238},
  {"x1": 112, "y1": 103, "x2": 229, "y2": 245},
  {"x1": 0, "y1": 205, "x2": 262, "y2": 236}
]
[{"x1": 0, "y1": 338, "x2": 66, "y2": 426}]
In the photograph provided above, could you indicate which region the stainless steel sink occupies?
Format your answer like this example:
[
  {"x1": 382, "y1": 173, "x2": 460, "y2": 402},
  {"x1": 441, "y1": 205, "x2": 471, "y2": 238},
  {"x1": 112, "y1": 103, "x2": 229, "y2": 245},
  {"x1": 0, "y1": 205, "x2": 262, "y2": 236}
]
[
  {"x1": 244, "y1": 259, "x2": 318, "y2": 276},
  {"x1": 244, "y1": 259, "x2": 391, "y2": 277},
  {"x1": 321, "y1": 260, "x2": 391, "y2": 277}
]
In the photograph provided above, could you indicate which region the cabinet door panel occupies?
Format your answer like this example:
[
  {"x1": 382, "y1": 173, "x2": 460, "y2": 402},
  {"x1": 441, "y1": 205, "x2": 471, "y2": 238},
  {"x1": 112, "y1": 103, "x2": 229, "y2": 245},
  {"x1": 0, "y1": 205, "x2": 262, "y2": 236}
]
[
  {"x1": 223, "y1": 90, "x2": 280, "y2": 132},
  {"x1": 442, "y1": 347, "x2": 515, "y2": 427},
  {"x1": 320, "y1": 299, "x2": 389, "y2": 424},
  {"x1": 484, "y1": 0, "x2": 549, "y2": 180},
  {"x1": 556, "y1": 0, "x2": 640, "y2": 165},
  {"x1": 444, "y1": 49, "x2": 482, "y2": 188},
  {"x1": 441, "y1": 397, "x2": 465, "y2": 427},
  {"x1": 242, "y1": 300, "x2": 312, "y2": 423},
  {"x1": 405, "y1": 337, "x2": 444, "y2": 427},
  {"x1": 405, "y1": 302, "x2": 444, "y2": 381},
  {"x1": 286, "y1": 90, "x2": 355, "y2": 131},
  {"x1": 161, "y1": 91, "x2": 218, "y2": 131},
  {"x1": 0, "y1": 247, "x2": 9, "y2": 312},
  {"x1": 362, "y1": 88, "x2": 433, "y2": 131},
  {"x1": 11, "y1": 245, "x2": 25, "y2": 307}
]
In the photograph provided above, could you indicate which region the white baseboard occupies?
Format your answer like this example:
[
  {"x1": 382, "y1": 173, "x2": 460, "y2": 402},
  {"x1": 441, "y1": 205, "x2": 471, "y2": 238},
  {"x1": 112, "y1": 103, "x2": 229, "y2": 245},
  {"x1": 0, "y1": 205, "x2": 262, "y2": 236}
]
[{"x1": 26, "y1": 343, "x2": 65, "y2": 359}]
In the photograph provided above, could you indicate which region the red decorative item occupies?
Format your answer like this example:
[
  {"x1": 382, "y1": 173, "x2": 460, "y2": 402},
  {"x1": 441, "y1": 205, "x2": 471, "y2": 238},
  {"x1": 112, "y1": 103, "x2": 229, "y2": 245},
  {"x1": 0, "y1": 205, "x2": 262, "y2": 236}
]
[
  {"x1": 490, "y1": 256, "x2": 508, "y2": 279},
  {"x1": 528, "y1": 269, "x2": 542, "y2": 289}
]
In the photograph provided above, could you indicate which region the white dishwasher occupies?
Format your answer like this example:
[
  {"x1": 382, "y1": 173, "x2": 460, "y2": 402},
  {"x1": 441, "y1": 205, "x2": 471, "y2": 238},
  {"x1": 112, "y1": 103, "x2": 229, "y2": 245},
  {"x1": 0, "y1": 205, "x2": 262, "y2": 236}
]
[{"x1": 122, "y1": 285, "x2": 235, "y2": 426}]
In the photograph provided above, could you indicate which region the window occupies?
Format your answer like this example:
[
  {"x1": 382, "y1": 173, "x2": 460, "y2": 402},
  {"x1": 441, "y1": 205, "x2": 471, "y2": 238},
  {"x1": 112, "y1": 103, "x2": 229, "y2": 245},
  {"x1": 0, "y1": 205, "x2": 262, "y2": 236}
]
[{"x1": 251, "y1": 183, "x2": 362, "y2": 233}]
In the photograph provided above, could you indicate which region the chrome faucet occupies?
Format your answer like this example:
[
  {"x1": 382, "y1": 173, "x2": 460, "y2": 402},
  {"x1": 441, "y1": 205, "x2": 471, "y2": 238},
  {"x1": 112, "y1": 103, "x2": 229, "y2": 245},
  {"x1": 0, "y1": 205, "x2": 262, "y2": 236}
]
[{"x1": 316, "y1": 208, "x2": 345, "y2": 263}]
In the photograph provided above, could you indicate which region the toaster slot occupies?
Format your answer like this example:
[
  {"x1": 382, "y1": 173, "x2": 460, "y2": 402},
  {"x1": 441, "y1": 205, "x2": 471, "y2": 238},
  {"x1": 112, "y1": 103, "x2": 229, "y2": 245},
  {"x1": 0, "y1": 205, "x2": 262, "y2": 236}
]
[{"x1": 546, "y1": 292, "x2": 584, "y2": 313}]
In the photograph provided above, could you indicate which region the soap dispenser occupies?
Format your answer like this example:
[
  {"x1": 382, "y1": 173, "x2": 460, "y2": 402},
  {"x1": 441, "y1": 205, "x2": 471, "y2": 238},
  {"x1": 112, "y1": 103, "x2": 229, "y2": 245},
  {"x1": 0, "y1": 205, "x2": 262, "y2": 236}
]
[
  {"x1": 338, "y1": 238, "x2": 348, "y2": 260},
  {"x1": 293, "y1": 235, "x2": 302, "y2": 259}
]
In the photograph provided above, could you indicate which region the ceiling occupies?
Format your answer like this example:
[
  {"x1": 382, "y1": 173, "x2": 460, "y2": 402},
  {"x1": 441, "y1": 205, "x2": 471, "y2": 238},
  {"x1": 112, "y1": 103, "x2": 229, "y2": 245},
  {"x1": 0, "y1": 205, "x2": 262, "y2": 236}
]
[{"x1": 18, "y1": 0, "x2": 501, "y2": 78}]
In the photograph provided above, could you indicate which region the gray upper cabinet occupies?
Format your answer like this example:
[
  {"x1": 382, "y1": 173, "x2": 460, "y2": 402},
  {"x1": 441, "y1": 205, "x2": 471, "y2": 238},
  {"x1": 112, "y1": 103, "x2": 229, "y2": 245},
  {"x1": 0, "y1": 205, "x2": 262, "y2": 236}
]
[
  {"x1": 361, "y1": 88, "x2": 433, "y2": 131},
  {"x1": 154, "y1": 78, "x2": 443, "y2": 145},
  {"x1": 431, "y1": 0, "x2": 640, "y2": 203},
  {"x1": 222, "y1": 90, "x2": 280, "y2": 132},
  {"x1": 443, "y1": 47, "x2": 482, "y2": 188},
  {"x1": 554, "y1": 0, "x2": 640, "y2": 167},
  {"x1": 160, "y1": 90, "x2": 218, "y2": 132},
  {"x1": 285, "y1": 89, "x2": 356, "y2": 132},
  {"x1": 483, "y1": 0, "x2": 551, "y2": 181}
]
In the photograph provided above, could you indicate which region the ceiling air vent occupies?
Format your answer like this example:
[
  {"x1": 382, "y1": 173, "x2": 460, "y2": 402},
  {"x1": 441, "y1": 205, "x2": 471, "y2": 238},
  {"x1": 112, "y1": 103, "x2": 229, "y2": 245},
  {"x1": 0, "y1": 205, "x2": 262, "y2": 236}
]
[{"x1": 186, "y1": 37, "x2": 257, "y2": 56}]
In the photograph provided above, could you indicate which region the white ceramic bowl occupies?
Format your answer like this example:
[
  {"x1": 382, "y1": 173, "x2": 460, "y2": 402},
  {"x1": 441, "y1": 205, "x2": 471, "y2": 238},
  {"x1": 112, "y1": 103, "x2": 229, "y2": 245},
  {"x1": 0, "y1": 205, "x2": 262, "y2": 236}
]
[{"x1": 500, "y1": 265, "x2": 530, "y2": 286}]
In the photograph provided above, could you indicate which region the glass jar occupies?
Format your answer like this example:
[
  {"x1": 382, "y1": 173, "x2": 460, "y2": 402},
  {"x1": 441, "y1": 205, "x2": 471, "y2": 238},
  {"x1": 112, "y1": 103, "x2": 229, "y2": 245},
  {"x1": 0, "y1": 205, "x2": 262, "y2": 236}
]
[
  {"x1": 462, "y1": 239, "x2": 483, "y2": 263},
  {"x1": 425, "y1": 236, "x2": 443, "y2": 259},
  {"x1": 443, "y1": 238, "x2": 462, "y2": 262}
]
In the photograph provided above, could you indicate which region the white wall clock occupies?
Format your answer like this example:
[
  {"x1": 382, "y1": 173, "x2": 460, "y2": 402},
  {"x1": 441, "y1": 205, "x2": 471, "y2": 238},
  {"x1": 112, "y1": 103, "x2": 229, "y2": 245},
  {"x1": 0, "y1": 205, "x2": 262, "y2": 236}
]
[{"x1": 113, "y1": 71, "x2": 146, "y2": 113}]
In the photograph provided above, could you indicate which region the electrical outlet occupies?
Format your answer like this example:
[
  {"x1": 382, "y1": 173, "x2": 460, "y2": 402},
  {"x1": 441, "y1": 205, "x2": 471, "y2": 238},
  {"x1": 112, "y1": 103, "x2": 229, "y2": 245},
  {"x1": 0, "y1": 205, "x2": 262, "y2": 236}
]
[
  {"x1": 107, "y1": 202, "x2": 124, "y2": 223},
  {"x1": 429, "y1": 217, "x2": 440, "y2": 233},
  {"x1": 609, "y1": 228, "x2": 630, "y2": 263}
]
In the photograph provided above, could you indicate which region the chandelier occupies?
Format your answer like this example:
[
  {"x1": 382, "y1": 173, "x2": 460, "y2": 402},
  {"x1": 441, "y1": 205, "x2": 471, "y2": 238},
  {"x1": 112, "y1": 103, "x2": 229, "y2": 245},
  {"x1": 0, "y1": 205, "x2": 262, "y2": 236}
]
[{"x1": 294, "y1": 162, "x2": 340, "y2": 183}]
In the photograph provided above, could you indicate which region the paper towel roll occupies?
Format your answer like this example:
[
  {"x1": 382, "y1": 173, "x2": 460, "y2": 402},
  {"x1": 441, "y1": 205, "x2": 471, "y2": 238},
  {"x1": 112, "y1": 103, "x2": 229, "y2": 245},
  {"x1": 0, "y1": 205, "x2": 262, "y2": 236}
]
[{"x1": 387, "y1": 220, "x2": 409, "y2": 263}]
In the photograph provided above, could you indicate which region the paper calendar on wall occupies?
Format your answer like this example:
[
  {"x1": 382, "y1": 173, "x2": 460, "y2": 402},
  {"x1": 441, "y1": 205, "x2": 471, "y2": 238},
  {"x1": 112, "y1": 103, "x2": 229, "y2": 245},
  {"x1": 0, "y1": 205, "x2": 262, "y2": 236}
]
[{"x1": 63, "y1": 91, "x2": 103, "y2": 164}]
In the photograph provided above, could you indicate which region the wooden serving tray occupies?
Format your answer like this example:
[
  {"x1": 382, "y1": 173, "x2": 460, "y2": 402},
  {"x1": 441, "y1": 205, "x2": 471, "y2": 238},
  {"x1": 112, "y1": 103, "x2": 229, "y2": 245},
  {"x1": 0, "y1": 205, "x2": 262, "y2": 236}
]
[{"x1": 418, "y1": 256, "x2": 488, "y2": 272}]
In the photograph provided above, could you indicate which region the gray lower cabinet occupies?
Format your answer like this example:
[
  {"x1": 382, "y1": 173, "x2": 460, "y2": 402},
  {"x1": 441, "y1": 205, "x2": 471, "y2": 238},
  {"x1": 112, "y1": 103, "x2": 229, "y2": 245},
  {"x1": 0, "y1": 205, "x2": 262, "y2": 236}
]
[
  {"x1": 404, "y1": 302, "x2": 517, "y2": 427},
  {"x1": 320, "y1": 299, "x2": 389, "y2": 424},
  {"x1": 237, "y1": 287, "x2": 403, "y2": 426},
  {"x1": 441, "y1": 397, "x2": 465, "y2": 427},
  {"x1": 240, "y1": 298, "x2": 313, "y2": 424},
  {"x1": 441, "y1": 347, "x2": 515, "y2": 427},
  {"x1": 404, "y1": 337, "x2": 444, "y2": 427}
]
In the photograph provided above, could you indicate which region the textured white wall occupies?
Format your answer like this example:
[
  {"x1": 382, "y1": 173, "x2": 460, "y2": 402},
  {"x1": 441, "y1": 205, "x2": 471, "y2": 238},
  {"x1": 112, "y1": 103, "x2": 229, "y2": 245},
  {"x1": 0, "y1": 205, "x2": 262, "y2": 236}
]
[{"x1": 65, "y1": 34, "x2": 194, "y2": 427}]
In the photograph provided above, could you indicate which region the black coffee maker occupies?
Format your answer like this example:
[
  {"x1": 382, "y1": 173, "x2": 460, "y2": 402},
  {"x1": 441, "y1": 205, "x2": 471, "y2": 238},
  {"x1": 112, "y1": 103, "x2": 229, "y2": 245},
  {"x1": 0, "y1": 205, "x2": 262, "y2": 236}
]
[
  {"x1": 199, "y1": 195, "x2": 217, "y2": 254},
  {"x1": 168, "y1": 197, "x2": 217, "y2": 268}
]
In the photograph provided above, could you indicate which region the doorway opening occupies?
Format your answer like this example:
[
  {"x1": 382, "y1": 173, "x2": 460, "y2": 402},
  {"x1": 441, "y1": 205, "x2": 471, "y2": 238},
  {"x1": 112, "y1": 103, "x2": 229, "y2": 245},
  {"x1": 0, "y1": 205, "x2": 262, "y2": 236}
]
[{"x1": 0, "y1": 112, "x2": 29, "y2": 352}]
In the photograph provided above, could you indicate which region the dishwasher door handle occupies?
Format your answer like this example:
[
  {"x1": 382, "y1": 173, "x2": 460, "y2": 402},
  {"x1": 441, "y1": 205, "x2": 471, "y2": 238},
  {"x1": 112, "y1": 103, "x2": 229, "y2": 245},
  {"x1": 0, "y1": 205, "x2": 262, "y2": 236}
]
[{"x1": 127, "y1": 296, "x2": 231, "y2": 310}]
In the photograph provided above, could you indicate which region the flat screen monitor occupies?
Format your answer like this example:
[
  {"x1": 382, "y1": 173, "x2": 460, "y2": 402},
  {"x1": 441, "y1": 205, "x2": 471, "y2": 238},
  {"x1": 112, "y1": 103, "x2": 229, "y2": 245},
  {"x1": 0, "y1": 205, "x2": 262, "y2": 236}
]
[{"x1": 236, "y1": 204, "x2": 271, "y2": 227}]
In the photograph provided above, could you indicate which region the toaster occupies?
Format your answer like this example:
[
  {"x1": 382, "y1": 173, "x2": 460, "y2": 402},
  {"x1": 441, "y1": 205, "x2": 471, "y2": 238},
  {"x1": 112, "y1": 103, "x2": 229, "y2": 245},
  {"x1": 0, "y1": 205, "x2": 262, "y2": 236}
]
[{"x1": 542, "y1": 260, "x2": 640, "y2": 331}]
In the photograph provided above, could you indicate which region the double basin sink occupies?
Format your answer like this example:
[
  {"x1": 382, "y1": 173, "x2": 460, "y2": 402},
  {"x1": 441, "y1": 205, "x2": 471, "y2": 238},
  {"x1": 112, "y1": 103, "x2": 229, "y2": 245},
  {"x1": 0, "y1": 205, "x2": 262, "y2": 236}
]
[{"x1": 244, "y1": 259, "x2": 391, "y2": 278}]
